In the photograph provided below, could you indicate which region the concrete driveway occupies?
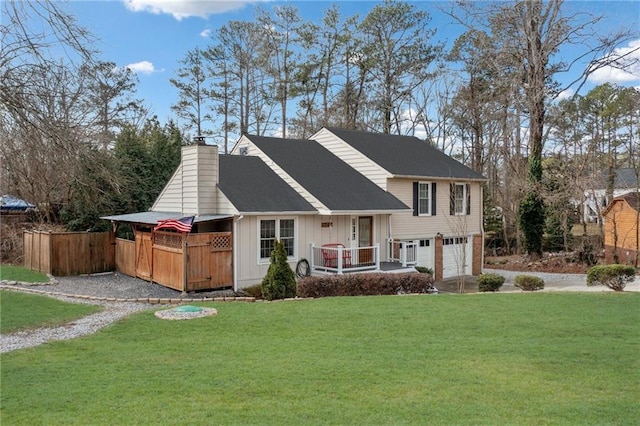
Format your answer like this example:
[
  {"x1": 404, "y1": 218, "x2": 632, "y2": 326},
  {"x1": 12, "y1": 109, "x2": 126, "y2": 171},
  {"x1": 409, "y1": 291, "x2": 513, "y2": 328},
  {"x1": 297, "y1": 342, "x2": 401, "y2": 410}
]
[{"x1": 484, "y1": 268, "x2": 640, "y2": 293}]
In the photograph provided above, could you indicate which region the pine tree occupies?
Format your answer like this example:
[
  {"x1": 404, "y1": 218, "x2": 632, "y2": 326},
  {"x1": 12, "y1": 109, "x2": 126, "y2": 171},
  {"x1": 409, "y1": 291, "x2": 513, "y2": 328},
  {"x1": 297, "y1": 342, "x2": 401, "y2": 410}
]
[{"x1": 261, "y1": 240, "x2": 297, "y2": 300}]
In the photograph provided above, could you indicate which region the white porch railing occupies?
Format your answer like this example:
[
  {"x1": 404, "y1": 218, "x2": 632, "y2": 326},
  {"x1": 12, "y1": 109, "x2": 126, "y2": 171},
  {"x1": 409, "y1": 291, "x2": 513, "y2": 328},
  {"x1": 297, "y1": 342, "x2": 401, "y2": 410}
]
[
  {"x1": 387, "y1": 239, "x2": 418, "y2": 267},
  {"x1": 309, "y1": 243, "x2": 380, "y2": 274}
]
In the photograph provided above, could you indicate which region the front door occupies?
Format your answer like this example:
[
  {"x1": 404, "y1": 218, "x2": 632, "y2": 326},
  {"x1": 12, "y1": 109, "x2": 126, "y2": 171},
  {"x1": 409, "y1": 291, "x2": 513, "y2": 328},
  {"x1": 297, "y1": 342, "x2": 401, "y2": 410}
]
[{"x1": 358, "y1": 216, "x2": 373, "y2": 265}]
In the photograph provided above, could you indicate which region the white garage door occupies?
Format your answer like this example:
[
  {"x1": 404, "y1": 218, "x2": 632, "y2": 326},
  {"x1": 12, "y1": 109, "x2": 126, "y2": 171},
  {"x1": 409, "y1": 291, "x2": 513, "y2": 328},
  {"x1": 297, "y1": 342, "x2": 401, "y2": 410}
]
[
  {"x1": 416, "y1": 239, "x2": 434, "y2": 270},
  {"x1": 442, "y1": 236, "x2": 473, "y2": 278}
]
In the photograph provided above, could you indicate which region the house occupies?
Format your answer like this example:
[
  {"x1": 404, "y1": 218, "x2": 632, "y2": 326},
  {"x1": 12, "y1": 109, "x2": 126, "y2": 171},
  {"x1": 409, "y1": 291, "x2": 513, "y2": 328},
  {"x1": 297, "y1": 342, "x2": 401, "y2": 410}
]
[
  {"x1": 582, "y1": 168, "x2": 639, "y2": 223},
  {"x1": 309, "y1": 127, "x2": 487, "y2": 280},
  {"x1": 602, "y1": 191, "x2": 639, "y2": 266},
  {"x1": 104, "y1": 128, "x2": 487, "y2": 291}
]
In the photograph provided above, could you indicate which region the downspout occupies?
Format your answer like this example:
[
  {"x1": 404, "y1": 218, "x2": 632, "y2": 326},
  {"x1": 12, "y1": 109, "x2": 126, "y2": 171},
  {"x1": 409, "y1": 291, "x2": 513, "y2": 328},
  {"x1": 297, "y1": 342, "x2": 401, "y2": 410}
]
[{"x1": 232, "y1": 215, "x2": 244, "y2": 292}]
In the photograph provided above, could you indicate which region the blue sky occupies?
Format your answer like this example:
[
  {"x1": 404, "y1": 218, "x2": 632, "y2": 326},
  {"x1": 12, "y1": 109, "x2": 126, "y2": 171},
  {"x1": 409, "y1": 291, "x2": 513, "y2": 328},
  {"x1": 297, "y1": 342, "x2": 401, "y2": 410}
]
[{"x1": 67, "y1": 0, "x2": 640, "y2": 126}]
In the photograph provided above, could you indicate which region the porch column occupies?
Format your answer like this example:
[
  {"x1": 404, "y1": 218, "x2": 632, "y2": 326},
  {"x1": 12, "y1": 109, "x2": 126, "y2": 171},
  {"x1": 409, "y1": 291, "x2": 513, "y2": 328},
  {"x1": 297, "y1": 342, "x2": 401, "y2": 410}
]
[
  {"x1": 435, "y1": 234, "x2": 443, "y2": 281},
  {"x1": 472, "y1": 234, "x2": 483, "y2": 275},
  {"x1": 374, "y1": 243, "x2": 380, "y2": 270}
]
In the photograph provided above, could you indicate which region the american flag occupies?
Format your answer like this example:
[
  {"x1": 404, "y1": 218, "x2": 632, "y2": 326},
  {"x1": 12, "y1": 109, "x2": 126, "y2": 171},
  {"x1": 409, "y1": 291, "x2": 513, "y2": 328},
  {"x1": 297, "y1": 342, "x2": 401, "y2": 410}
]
[{"x1": 154, "y1": 216, "x2": 194, "y2": 233}]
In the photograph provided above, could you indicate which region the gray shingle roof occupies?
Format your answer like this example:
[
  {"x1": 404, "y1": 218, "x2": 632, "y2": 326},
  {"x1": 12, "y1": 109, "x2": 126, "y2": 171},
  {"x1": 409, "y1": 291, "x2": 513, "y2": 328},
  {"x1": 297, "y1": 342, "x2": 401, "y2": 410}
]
[
  {"x1": 247, "y1": 135, "x2": 409, "y2": 212},
  {"x1": 615, "y1": 169, "x2": 639, "y2": 189},
  {"x1": 218, "y1": 155, "x2": 316, "y2": 213},
  {"x1": 325, "y1": 127, "x2": 486, "y2": 180}
]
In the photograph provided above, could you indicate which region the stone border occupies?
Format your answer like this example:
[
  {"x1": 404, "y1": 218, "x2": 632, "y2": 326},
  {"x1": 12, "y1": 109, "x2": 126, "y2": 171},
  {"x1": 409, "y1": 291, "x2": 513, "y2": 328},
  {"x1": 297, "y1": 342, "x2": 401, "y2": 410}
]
[
  {"x1": 155, "y1": 306, "x2": 218, "y2": 320},
  {"x1": 0, "y1": 282, "x2": 256, "y2": 304}
]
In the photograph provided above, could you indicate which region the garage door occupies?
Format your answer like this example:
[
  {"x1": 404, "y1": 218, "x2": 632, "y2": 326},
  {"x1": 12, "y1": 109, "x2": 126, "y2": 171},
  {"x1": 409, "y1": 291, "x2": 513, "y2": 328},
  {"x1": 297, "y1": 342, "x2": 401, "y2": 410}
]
[
  {"x1": 442, "y1": 236, "x2": 473, "y2": 278},
  {"x1": 416, "y1": 239, "x2": 434, "y2": 270}
]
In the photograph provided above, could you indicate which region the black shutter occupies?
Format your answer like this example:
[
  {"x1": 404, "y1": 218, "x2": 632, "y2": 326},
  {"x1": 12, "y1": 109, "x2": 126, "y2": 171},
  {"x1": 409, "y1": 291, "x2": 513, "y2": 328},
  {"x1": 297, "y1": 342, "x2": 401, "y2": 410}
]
[
  {"x1": 466, "y1": 183, "x2": 471, "y2": 215},
  {"x1": 449, "y1": 183, "x2": 455, "y2": 215},
  {"x1": 413, "y1": 182, "x2": 418, "y2": 216},
  {"x1": 431, "y1": 182, "x2": 437, "y2": 216}
]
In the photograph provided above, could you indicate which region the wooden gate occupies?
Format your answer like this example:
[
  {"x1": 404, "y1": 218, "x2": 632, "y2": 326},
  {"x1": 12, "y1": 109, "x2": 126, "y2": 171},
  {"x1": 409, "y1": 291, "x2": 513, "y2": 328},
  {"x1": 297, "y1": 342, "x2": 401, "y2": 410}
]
[
  {"x1": 132, "y1": 230, "x2": 232, "y2": 291},
  {"x1": 135, "y1": 231, "x2": 153, "y2": 280}
]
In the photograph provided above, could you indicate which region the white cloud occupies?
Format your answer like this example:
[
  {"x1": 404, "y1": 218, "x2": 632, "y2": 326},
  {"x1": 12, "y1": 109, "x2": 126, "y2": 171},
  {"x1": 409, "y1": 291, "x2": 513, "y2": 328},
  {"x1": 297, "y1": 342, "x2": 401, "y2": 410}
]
[
  {"x1": 125, "y1": 60, "x2": 159, "y2": 74},
  {"x1": 200, "y1": 28, "x2": 211, "y2": 38},
  {"x1": 587, "y1": 39, "x2": 640, "y2": 84},
  {"x1": 123, "y1": 0, "x2": 258, "y2": 21},
  {"x1": 556, "y1": 88, "x2": 574, "y2": 101}
]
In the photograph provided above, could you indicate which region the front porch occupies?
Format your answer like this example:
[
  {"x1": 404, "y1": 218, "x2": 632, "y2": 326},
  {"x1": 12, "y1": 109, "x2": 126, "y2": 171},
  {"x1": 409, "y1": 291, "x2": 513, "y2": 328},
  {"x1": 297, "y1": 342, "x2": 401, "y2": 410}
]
[{"x1": 309, "y1": 241, "x2": 417, "y2": 275}]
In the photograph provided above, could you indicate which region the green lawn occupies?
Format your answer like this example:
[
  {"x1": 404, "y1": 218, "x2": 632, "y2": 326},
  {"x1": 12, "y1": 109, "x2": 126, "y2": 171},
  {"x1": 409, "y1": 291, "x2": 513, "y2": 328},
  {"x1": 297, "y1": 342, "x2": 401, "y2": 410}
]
[
  {"x1": 0, "y1": 264, "x2": 50, "y2": 283},
  {"x1": 2, "y1": 293, "x2": 639, "y2": 425},
  {"x1": 0, "y1": 290, "x2": 102, "y2": 334}
]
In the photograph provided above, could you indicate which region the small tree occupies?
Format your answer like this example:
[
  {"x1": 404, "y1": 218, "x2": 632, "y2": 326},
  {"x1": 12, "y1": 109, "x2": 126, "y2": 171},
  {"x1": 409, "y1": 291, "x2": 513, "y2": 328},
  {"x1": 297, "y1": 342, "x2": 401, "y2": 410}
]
[
  {"x1": 587, "y1": 265, "x2": 636, "y2": 292},
  {"x1": 261, "y1": 240, "x2": 297, "y2": 300}
]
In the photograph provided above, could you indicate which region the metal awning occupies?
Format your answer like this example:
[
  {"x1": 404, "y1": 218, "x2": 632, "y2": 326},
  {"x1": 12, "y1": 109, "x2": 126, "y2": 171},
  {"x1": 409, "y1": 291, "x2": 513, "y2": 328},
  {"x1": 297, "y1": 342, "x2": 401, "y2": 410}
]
[{"x1": 101, "y1": 211, "x2": 234, "y2": 226}]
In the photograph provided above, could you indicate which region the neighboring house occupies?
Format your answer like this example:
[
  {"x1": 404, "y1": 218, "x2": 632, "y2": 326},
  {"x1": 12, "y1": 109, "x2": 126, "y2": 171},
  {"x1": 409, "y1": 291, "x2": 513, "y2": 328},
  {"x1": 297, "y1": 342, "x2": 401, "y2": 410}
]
[
  {"x1": 582, "y1": 168, "x2": 639, "y2": 223},
  {"x1": 602, "y1": 191, "x2": 640, "y2": 266},
  {"x1": 104, "y1": 128, "x2": 487, "y2": 291}
]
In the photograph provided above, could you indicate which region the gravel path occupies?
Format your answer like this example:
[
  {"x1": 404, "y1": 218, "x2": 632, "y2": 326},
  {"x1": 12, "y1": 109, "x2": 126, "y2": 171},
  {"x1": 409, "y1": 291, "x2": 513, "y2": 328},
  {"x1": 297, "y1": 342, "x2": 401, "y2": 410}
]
[
  {"x1": 1, "y1": 297, "x2": 152, "y2": 353},
  {"x1": 1, "y1": 273, "x2": 244, "y2": 353}
]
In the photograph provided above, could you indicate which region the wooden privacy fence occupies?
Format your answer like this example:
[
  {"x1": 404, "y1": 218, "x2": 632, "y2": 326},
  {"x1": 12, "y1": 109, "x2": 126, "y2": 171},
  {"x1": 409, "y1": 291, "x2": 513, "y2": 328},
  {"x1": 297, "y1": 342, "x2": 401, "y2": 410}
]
[
  {"x1": 24, "y1": 231, "x2": 115, "y2": 276},
  {"x1": 118, "y1": 230, "x2": 233, "y2": 292}
]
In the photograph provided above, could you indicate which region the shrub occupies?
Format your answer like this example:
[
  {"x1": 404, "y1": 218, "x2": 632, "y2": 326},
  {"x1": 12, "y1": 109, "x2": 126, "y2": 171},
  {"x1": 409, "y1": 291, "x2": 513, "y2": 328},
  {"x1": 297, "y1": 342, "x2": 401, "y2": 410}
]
[
  {"x1": 586, "y1": 264, "x2": 636, "y2": 292},
  {"x1": 242, "y1": 284, "x2": 263, "y2": 299},
  {"x1": 261, "y1": 240, "x2": 296, "y2": 300},
  {"x1": 514, "y1": 275, "x2": 545, "y2": 291},
  {"x1": 296, "y1": 273, "x2": 437, "y2": 298},
  {"x1": 415, "y1": 266, "x2": 433, "y2": 275},
  {"x1": 477, "y1": 273, "x2": 505, "y2": 292}
]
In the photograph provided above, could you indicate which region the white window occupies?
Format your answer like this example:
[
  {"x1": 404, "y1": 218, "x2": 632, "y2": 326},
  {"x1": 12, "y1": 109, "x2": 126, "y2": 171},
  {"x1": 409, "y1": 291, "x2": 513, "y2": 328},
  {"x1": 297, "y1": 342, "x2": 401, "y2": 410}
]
[
  {"x1": 450, "y1": 183, "x2": 470, "y2": 215},
  {"x1": 418, "y1": 182, "x2": 431, "y2": 216},
  {"x1": 259, "y1": 218, "x2": 295, "y2": 260}
]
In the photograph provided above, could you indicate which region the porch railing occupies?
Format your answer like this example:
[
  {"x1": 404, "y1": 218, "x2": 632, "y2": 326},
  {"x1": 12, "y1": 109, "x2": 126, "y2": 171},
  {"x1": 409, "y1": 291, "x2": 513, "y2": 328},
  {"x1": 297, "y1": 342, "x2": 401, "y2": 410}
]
[
  {"x1": 387, "y1": 239, "x2": 418, "y2": 267},
  {"x1": 310, "y1": 243, "x2": 380, "y2": 274}
]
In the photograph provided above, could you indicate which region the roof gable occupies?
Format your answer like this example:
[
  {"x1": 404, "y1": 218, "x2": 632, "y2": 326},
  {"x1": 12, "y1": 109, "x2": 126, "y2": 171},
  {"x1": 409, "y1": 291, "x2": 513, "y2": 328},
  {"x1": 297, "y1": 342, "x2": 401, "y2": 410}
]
[
  {"x1": 603, "y1": 191, "x2": 640, "y2": 215},
  {"x1": 324, "y1": 127, "x2": 486, "y2": 180},
  {"x1": 218, "y1": 155, "x2": 316, "y2": 213},
  {"x1": 246, "y1": 135, "x2": 409, "y2": 212}
]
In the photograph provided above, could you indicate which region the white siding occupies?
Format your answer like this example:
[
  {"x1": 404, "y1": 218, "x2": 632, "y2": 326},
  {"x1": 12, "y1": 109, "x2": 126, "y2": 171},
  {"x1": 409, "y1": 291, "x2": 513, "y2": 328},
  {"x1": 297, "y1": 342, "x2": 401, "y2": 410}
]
[
  {"x1": 312, "y1": 128, "x2": 391, "y2": 189},
  {"x1": 387, "y1": 178, "x2": 482, "y2": 240},
  {"x1": 152, "y1": 164, "x2": 183, "y2": 212},
  {"x1": 152, "y1": 145, "x2": 219, "y2": 215},
  {"x1": 215, "y1": 189, "x2": 237, "y2": 215},
  {"x1": 234, "y1": 213, "x2": 392, "y2": 289},
  {"x1": 181, "y1": 145, "x2": 218, "y2": 215}
]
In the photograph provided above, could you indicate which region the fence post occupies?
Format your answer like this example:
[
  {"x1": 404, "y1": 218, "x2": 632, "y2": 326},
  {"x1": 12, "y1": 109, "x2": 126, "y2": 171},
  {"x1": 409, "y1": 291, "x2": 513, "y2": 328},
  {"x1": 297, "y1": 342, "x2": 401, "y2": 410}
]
[
  {"x1": 182, "y1": 233, "x2": 187, "y2": 294},
  {"x1": 375, "y1": 243, "x2": 380, "y2": 270}
]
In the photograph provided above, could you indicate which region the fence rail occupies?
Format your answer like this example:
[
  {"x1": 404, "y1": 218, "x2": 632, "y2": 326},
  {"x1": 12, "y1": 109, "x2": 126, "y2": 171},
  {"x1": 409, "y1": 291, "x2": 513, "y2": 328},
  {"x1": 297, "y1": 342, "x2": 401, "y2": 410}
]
[
  {"x1": 387, "y1": 239, "x2": 417, "y2": 266},
  {"x1": 310, "y1": 243, "x2": 380, "y2": 274},
  {"x1": 24, "y1": 231, "x2": 115, "y2": 276}
]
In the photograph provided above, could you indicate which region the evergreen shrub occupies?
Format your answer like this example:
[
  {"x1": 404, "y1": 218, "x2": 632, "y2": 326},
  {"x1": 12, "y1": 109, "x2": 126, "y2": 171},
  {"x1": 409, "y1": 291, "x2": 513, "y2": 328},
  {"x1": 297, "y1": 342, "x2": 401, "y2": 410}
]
[
  {"x1": 586, "y1": 264, "x2": 636, "y2": 292},
  {"x1": 261, "y1": 240, "x2": 296, "y2": 300},
  {"x1": 415, "y1": 266, "x2": 433, "y2": 275},
  {"x1": 514, "y1": 275, "x2": 545, "y2": 291},
  {"x1": 477, "y1": 273, "x2": 505, "y2": 292}
]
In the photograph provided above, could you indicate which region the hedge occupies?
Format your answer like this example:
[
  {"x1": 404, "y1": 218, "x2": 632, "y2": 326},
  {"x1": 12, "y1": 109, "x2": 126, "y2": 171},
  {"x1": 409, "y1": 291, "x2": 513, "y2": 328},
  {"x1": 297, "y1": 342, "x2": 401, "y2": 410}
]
[{"x1": 296, "y1": 273, "x2": 437, "y2": 298}]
